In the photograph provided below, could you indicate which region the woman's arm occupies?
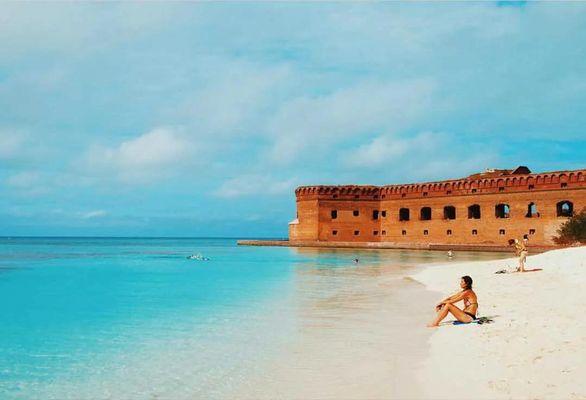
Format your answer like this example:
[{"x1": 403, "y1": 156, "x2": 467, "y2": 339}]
[
  {"x1": 444, "y1": 291, "x2": 465, "y2": 304},
  {"x1": 440, "y1": 291, "x2": 460, "y2": 303},
  {"x1": 436, "y1": 291, "x2": 465, "y2": 307}
]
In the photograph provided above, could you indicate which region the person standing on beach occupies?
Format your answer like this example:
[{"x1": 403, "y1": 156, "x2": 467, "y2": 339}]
[{"x1": 508, "y1": 238, "x2": 528, "y2": 272}]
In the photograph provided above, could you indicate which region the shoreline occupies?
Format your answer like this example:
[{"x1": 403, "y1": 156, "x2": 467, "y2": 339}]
[
  {"x1": 231, "y1": 260, "x2": 439, "y2": 399},
  {"x1": 411, "y1": 246, "x2": 586, "y2": 399},
  {"x1": 238, "y1": 239, "x2": 559, "y2": 253}
]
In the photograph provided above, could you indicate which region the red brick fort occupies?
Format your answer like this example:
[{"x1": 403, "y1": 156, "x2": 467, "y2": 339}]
[{"x1": 287, "y1": 166, "x2": 585, "y2": 249}]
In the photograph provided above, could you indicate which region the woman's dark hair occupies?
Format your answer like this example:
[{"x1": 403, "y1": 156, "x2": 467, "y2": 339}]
[
  {"x1": 508, "y1": 238, "x2": 515, "y2": 245},
  {"x1": 461, "y1": 275, "x2": 473, "y2": 290}
]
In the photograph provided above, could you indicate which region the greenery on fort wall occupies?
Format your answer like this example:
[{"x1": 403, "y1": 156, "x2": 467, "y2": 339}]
[{"x1": 554, "y1": 208, "x2": 586, "y2": 245}]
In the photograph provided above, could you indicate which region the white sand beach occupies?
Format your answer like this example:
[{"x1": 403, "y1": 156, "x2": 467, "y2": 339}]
[
  {"x1": 413, "y1": 246, "x2": 586, "y2": 400},
  {"x1": 230, "y1": 247, "x2": 586, "y2": 400}
]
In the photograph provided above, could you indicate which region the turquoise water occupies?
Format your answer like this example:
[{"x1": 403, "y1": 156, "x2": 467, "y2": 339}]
[{"x1": 0, "y1": 238, "x2": 509, "y2": 399}]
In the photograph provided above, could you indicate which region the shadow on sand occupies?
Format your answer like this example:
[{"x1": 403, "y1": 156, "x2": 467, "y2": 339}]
[{"x1": 439, "y1": 315, "x2": 499, "y2": 326}]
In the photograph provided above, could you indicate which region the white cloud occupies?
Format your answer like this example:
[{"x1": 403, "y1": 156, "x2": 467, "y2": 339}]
[
  {"x1": 321, "y1": 4, "x2": 522, "y2": 58},
  {"x1": 0, "y1": 129, "x2": 26, "y2": 159},
  {"x1": 266, "y1": 79, "x2": 435, "y2": 164},
  {"x1": 80, "y1": 210, "x2": 108, "y2": 219},
  {"x1": 344, "y1": 131, "x2": 441, "y2": 169},
  {"x1": 177, "y1": 59, "x2": 290, "y2": 138},
  {"x1": 112, "y1": 128, "x2": 187, "y2": 168},
  {"x1": 4, "y1": 170, "x2": 53, "y2": 197},
  {"x1": 6, "y1": 171, "x2": 40, "y2": 188},
  {"x1": 82, "y1": 127, "x2": 194, "y2": 184},
  {"x1": 345, "y1": 136, "x2": 409, "y2": 168},
  {"x1": 0, "y1": 3, "x2": 179, "y2": 60},
  {"x1": 0, "y1": 128, "x2": 59, "y2": 169},
  {"x1": 214, "y1": 175, "x2": 297, "y2": 198}
]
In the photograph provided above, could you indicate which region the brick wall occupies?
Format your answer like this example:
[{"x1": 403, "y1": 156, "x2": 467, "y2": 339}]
[{"x1": 289, "y1": 169, "x2": 586, "y2": 246}]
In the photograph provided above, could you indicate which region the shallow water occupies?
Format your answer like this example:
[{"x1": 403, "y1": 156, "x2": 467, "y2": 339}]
[{"x1": 0, "y1": 238, "x2": 509, "y2": 399}]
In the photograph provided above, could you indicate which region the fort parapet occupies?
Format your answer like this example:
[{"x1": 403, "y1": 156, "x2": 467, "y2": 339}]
[{"x1": 286, "y1": 167, "x2": 585, "y2": 249}]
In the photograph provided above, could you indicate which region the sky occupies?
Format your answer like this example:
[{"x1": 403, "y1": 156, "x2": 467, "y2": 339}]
[{"x1": 1, "y1": 2, "x2": 585, "y2": 237}]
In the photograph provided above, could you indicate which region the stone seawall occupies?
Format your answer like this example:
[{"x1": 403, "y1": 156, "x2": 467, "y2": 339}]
[{"x1": 237, "y1": 239, "x2": 557, "y2": 253}]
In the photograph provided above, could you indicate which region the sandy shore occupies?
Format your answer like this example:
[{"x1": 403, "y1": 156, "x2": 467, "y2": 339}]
[
  {"x1": 232, "y1": 262, "x2": 438, "y2": 399},
  {"x1": 412, "y1": 246, "x2": 586, "y2": 400}
]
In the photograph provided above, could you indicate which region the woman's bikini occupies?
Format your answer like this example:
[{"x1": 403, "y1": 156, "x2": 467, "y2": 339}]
[{"x1": 463, "y1": 296, "x2": 478, "y2": 320}]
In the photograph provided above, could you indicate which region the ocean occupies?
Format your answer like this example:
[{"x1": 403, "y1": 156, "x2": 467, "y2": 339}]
[{"x1": 0, "y1": 237, "x2": 509, "y2": 399}]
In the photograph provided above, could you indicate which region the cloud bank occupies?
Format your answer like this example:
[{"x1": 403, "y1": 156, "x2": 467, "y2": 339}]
[{"x1": 1, "y1": 2, "x2": 585, "y2": 236}]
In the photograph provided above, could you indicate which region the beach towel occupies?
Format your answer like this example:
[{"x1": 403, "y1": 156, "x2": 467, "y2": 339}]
[
  {"x1": 494, "y1": 268, "x2": 543, "y2": 274},
  {"x1": 452, "y1": 316, "x2": 494, "y2": 325}
]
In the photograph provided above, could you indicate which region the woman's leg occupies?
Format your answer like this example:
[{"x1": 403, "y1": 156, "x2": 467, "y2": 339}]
[
  {"x1": 428, "y1": 304, "x2": 474, "y2": 327},
  {"x1": 518, "y1": 252, "x2": 527, "y2": 272},
  {"x1": 428, "y1": 305, "x2": 450, "y2": 327}
]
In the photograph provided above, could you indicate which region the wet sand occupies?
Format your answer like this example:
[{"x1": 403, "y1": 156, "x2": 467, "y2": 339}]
[{"x1": 234, "y1": 262, "x2": 438, "y2": 399}]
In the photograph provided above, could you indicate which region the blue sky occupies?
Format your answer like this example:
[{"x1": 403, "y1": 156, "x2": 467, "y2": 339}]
[{"x1": 1, "y1": 2, "x2": 585, "y2": 237}]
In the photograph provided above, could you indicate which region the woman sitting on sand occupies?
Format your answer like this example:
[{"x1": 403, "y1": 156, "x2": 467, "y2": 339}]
[{"x1": 427, "y1": 276, "x2": 478, "y2": 327}]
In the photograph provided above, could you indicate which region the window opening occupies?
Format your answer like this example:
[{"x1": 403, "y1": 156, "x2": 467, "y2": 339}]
[
  {"x1": 468, "y1": 204, "x2": 481, "y2": 219},
  {"x1": 444, "y1": 206, "x2": 456, "y2": 220},
  {"x1": 495, "y1": 204, "x2": 510, "y2": 218},
  {"x1": 557, "y1": 201, "x2": 573, "y2": 217},
  {"x1": 420, "y1": 207, "x2": 432, "y2": 221},
  {"x1": 399, "y1": 208, "x2": 410, "y2": 221},
  {"x1": 525, "y1": 203, "x2": 538, "y2": 218}
]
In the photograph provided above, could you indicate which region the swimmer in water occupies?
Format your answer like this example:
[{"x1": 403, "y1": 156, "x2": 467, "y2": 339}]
[{"x1": 447, "y1": 250, "x2": 454, "y2": 258}]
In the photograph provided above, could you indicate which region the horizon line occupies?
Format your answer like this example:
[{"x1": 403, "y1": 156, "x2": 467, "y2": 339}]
[{"x1": 0, "y1": 236, "x2": 287, "y2": 240}]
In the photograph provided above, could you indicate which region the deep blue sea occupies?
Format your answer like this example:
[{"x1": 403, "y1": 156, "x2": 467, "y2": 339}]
[{"x1": 0, "y1": 238, "x2": 509, "y2": 399}]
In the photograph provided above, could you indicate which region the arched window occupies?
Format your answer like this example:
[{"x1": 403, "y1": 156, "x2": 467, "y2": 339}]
[
  {"x1": 557, "y1": 201, "x2": 573, "y2": 217},
  {"x1": 525, "y1": 203, "x2": 539, "y2": 218},
  {"x1": 443, "y1": 206, "x2": 456, "y2": 220},
  {"x1": 468, "y1": 204, "x2": 481, "y2": 219},
  {"x1": 420, "y1": 207, "x2": 432, "y2": 221},
  {"x1": 495, "y1": 204, "x2": 510, "y2": 218},
  {"x1": 399, "y1": 208, "x2": 410, "y2": 221}
]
